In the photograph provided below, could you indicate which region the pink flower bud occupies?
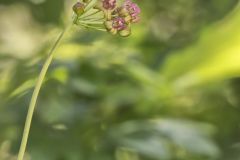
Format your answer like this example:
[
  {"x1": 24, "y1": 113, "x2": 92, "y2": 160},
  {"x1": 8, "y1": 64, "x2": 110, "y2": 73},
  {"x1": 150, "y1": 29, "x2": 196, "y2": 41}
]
[
  {"x1": 112, "y1": 17, "x2": 127, "y2": 31},
  {"x1": 123, "y1": 0, "x2": 141, "y2": 23},
  {"x1": 102, "y1": 0, "x2": 116, "y2": 10}
]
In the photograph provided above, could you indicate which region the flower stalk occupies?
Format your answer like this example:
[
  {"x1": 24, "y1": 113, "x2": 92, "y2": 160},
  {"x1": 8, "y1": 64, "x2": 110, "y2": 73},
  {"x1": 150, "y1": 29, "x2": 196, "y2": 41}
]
[{"x1": 17, "y1": 25, "x2": 71, "y2": 160}]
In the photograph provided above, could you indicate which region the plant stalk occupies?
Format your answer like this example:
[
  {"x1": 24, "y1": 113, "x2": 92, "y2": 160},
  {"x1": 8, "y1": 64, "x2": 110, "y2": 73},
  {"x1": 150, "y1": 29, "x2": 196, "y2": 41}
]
[{"x1": 17, "y1": 26, "x2": 70, "y2": 160}]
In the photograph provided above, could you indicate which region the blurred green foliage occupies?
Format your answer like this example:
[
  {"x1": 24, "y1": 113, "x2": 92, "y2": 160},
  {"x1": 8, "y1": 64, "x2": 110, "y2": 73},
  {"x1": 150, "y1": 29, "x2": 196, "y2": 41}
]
[{"x1": 1, "y1": 0, "x2": 240, "y2": 160}]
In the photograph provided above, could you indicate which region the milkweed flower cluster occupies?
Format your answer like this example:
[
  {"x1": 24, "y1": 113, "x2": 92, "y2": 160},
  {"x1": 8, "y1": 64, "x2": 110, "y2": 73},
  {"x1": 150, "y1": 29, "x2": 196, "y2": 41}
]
[{"x1": 72, "y1": 0, "x2": 141, "y2": 37}]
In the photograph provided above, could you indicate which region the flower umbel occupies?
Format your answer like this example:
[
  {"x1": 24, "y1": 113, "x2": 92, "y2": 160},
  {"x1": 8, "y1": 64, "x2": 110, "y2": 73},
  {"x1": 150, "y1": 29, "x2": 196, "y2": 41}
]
[
  {"x1": 73, "y1": 0, "x2": 141, "y2": 37},
  {"x1": 17, "y1": 2, "x2": 140, "y2": 160}
]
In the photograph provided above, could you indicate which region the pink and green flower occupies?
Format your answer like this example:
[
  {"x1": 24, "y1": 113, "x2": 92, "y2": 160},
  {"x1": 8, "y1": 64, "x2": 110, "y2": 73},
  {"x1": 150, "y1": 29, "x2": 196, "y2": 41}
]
[{"x1": 72, "y1": 0, "x2": 141, "y2": 37}]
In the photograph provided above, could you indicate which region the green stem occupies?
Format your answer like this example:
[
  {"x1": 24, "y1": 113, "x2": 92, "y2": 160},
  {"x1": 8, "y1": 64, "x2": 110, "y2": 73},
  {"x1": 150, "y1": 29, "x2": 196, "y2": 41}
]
[
  {"x1": 79, "y1": 23, "x2": 106, "y2": 32},
  {"x1": 81, "y1": 17, "x2": 104, "y2": 22},
  {"x1": 79, "y1": 21, "x2": 103, "y2": 25},
  {"x1": 17, "y1": 25, "x2": 70, "y2": 160},
  {"x1": 80, "y1": 10, "x2": 101, "y2": 19}
]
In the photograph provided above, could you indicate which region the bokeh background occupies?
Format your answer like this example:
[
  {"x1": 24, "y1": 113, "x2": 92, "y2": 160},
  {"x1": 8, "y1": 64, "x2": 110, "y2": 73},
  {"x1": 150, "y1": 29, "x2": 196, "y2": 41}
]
[{"x1": 1, "y1": 0, "x2": 240, "y2": 160}]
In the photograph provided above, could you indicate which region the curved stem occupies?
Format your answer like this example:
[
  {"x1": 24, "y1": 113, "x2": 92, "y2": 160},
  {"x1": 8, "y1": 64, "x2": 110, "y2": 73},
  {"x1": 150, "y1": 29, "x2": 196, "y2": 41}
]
[{"x1": 17, "y1": 25, "x2": 70, "y2": 160}]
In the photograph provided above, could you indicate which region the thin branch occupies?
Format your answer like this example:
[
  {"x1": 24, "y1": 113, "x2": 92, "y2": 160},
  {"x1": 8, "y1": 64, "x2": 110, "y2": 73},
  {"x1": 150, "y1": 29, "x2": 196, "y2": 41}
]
[{"x1": 17, "y1": 25, "x2": 71, "y2": 160}]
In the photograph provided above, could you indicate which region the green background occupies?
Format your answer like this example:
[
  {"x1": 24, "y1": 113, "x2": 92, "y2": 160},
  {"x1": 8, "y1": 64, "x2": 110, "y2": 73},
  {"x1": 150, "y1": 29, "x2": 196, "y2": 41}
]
[{"x1": 0, "y1": 0, "x2": 240, "y2": 160}]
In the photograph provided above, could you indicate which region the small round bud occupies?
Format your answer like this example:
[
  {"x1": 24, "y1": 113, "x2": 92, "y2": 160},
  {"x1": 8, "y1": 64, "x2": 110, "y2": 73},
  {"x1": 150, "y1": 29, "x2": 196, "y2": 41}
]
[
  {"x1": 73, "y1": 2, "x2": 85, "y2": 16},
  {"x1": 110, "y1": 28, "x2": 118, "y2": 35},
  {"x1": 118, "y1": 7, "x2": 129, "y2": 17},
  {"x1": 102, "y1": 0, "x2": 116, "y2": 10},
  {"x1": 119, "y1": 28, "x2": 131, "y2": 37},
  {"x1": 124, "y1": 15, "x2": 132, "y2": 23},
  {"x1": 104, "y1": 21, "x2": 113, "y2": 30}
]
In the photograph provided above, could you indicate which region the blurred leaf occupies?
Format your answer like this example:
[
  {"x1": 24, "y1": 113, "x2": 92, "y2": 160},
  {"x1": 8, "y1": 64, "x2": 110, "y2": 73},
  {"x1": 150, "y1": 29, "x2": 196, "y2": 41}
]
[
  {"x1": 162, "y1": 5, "x2": 240, "y2": 90},
  {"x1": 110, "y1": 119, "x2": 219, "y2": 159}
]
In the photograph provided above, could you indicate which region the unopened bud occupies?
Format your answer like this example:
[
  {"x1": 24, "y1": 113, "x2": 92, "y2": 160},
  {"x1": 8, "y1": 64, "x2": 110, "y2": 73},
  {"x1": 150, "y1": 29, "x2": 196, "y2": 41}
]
[
  {"x1": 119, "y1": 28, "x2": 131, "y2": 37},
  {"x1": 73, "y1": 2, "x2": 85, "y2": 16},
  {"x1": 119, "y1": 7, "x2": 129, "y2": 17},
  {"x1": 124, "y1": 15, "x2": 132, "y2": 23},
  {"x1": 104, "y1": 21, "x2": 113, "y2": 30}
]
